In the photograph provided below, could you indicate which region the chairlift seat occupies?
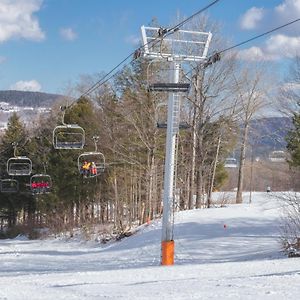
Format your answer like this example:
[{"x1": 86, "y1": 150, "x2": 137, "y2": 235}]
[
  {"x1": 148, "y1": 83, "x2": 190, "y2": 93},
  {"x1": 0, "y1": 179, "x2": 19, "y2": 193},
  {"x1": 7, "y1": 156, "x2": 32, "y2": 176}
]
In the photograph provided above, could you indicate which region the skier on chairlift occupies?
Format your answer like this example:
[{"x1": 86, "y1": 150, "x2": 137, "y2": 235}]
[
  {"x1": 81, "y1": 161, "x2": 91, "y2": 177},
  {"x1": 91, "y1": 162, "x2": 97, "y2": 176}
]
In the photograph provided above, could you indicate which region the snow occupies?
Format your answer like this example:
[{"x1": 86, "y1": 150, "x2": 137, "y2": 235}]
[{"x1": 0, "y1": 192, "x2": 299, "y2": 299}]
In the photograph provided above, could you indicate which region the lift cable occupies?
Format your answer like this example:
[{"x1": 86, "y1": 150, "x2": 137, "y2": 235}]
[
  {"x1": 71, "y1": 0, "x2": 222, "y2": 104},
  {"x1": 219, "y1": 17, "x2": 300, "y2": 55},
  {"x1": 200, "y1": 17, "x2": 300, "y2": 70}
]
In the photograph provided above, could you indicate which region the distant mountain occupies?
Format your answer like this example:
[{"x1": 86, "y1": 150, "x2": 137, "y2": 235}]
[
  {"x1": 247, "y1": 116, "x2": 293, "y2": 159},
  {"x1": 0, "y1": 90, "x2": 64, "y2": 108},
  {"x1": 0, "y1": 90, "x2": 67, "y2": 131},
  {"x1": 0, "y1": 91, "x2": 295, "y2": 158}
]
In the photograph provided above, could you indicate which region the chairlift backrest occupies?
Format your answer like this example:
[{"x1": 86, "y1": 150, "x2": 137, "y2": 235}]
[
  {"x1": 53, "y1": 124, "x2": 85, "y2": 149},
  {"x1": 7, "y1": 156, "x2": 32, "y2": 176}
]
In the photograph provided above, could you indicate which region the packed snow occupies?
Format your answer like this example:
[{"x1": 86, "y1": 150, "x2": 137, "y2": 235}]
[{"x1": 0, "y1": 192, "x2": 299, "y2": 299}]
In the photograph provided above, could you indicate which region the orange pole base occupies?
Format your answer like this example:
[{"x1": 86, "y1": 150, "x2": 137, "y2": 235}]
[{"x1": 161, "y1": 240, "x2": 175, "y2": 265}]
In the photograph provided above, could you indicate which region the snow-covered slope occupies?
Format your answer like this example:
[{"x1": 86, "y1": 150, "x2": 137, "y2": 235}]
[{"x1": 0, "y1": 192, "x2": 299, "y2": 299}]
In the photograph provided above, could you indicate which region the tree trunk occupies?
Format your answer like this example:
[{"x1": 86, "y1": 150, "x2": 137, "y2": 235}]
[
  {"x1": 236, "y1": 123, "x2": 249, "y2": 204},
  {"x1": 207, "y1": 134, "x2": 221, "y2": 207},
  {"x1": 188, "y1": 126, "x2": 197, "y2": 209}
]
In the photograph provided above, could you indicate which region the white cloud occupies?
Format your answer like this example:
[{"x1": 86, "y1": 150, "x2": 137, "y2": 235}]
[
  {"x1": 0, "y1": 56, "x2": 6, "y2": 63},
  {"x1": 237, "y1": 46, "x2": 279, "y2": 62},
  {"x1": 240, "y1": 1, "x2": 300, "y2": 34},
  {"x1": 238, "y1": 1, "x2": 300, "y2": 61},
  {"x1": 0, "y1": 0, "x2": 45, "y2": 43},
  {"x1": 60, "y1": 27, "x2": 77, "y2": 41},
  {"x1": 281, "y1": 81, "x2": 300, "y2": 91},
  {"x1": 238, "y1": 34, "x2": 300, "y2": 62},
  {"x1": 275, "y1": 0, "x2": 300, "y2": 21},
  {"x1": 124, "y1": 34, "x2": 140, "y2": 46},
  {"x1": 265, "y1": 34, "x2": 300, "y2": 57},
  {"x1": 10, "y1": 80, "x2": 42, "y2": 92},
  {"x1": 240, "y1": 7, "x2": 265, "y2": 30}
]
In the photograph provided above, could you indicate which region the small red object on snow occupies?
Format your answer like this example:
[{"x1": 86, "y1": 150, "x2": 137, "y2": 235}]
[{"x1": 223, "y1": 224, "x2": 227, "y2": 229}]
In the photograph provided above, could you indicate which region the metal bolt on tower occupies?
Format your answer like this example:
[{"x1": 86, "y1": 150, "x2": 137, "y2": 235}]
[{"x1": 141, "y1": 25, "x2": 212, "y2": 265}]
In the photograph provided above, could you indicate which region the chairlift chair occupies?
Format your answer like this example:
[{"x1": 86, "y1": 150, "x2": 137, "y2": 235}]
[
  {"x1": 155, "y1": 102, "x2": 191, "y2": 129},
  {"x1": 224, "y1": 157, "x2": 237, "y2": 168},
  {"x1": 77, "y1": 136, "x2": 105, "y2": 178},
  {"x1": 53, "y1": 124, "x2": 85, "y2": 149},
  {"x1": 78, "y1": 152, "x2": 105, "y2": 178},
  {"x1": 53, "y1": 106, "x2": 85, "y2": 150},
  {"x1": 0, "y1": 179, "x2": 19, "y2": 193},
  {"x1": 269, "y1": 150, "x2": 286, "y2": 162},
  {"x1": 30, "y1": 174, "x2": 52, "y2": 195},
  {"x1": 146, "y1": 60, "x2": 190, "y2": 94},
  {"x1": 7, "y1": 156, "x2": 32, "y2": 176}
]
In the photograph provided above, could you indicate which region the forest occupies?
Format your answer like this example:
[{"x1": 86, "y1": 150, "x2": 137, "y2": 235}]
[{"x1": 1, "y1": 17, "x2": 300, "y2": 240}]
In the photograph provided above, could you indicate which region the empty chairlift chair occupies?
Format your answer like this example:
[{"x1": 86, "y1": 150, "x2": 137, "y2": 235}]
[
  {"x1": 155, "y1": 102, "x2": 190, "y2": 129},
  {"x1": 268, "y1": 150, "x2": 286, "y2": 162},
  {"x1": 7, "y1": 156, "x2": 33, "y2": 176},
  {"x1": 145, "y1": 59, "x2": 191, "y2": 132},
  {"x1": 224, "y1": 157, "x2": 237, "y2": 168},
  {"x1": 53, "y1": 124, "x2": 85, "y2": 149},
  {"x1": 0, "y1": 179, "x2": 19, "y2": 193},
  {"x1": 7, "y1": 143, "x2": 32, "y2": 176},
  {"x1": 53, "y1": 106, "x2": 85, "y2": 150}
]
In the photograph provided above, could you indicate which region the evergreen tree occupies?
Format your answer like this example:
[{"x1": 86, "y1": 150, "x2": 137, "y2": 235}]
[
  {"x1": 44, "y1": 97, "x2": 104, "y2": 228},
  {"x1": 286, "y1": 113, "x2": 300, "y2": 166},
  {"x1": 0, "y1": 113, "x2": 34, "y2": 232}
]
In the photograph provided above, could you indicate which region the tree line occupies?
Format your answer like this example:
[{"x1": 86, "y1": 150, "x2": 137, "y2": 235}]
[{"x1": 2, "y1": 17, "x2": 299, "y2": 239}]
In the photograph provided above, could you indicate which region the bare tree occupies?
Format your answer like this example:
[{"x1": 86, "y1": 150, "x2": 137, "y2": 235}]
[
  {"x1": 277, "y1": 56, "x2": 300, "y2": 116},
  {"x1": 234, "y1": 64, "x2": 270, "y2": 203},
  {"x1": 278, "y1": 192, "x2": 300, "y2": 257}
]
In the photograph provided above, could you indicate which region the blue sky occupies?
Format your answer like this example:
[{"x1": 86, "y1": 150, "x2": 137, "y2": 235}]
[{"x1": 0, "y1": 0, "x2": 299, "y2": 94}]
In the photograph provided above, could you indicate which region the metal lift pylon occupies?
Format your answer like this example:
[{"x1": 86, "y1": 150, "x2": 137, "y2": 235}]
[{"x1": 141, "y1": 25, "x2": 212, "y2": 265}]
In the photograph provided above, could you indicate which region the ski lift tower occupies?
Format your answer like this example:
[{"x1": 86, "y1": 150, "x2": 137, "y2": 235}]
[{"x1": 141, "y1": 25, "x2": 212, "y2": 265}]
